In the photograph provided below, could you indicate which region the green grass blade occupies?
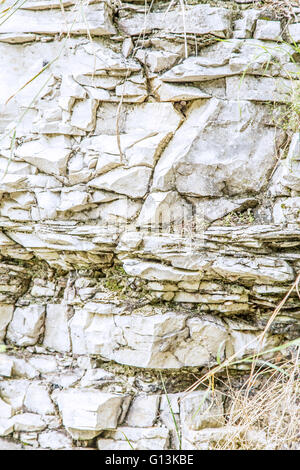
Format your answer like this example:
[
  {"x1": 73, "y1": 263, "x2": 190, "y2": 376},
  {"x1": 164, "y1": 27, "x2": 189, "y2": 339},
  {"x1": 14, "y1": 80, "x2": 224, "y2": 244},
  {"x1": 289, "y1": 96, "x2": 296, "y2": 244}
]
[{"x1": 160, "y1": 371, "x2": 182, "y2": 450}]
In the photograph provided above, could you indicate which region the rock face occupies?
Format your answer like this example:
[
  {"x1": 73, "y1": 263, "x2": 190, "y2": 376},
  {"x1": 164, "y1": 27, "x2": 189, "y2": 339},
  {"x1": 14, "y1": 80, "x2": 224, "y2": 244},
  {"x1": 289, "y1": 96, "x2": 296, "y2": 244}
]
[{"x1": 0, "y1": 0, "x2": 299, "y2": 450}]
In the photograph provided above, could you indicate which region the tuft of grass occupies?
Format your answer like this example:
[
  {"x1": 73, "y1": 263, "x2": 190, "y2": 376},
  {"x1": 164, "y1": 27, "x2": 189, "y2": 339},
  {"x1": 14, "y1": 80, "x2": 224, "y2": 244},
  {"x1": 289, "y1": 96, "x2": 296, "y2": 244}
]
[
  {"x1": 182, "y1": 272, "x2": 300, "y2": 450},
  {"x1": 215, "y1": 350, "x2": 299, "y2": 450}
]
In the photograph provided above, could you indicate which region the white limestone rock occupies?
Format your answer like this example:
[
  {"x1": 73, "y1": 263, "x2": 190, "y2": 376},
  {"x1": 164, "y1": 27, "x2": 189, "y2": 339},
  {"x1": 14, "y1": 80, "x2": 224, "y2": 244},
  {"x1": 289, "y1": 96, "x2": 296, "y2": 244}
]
[
  {"x1": 19, "y1": 432, "x2": 38, "y2": 448},
  {"x1": 55, "y1": 390, "x2": 129, "y2": 437},
  {"x1": 70, "y1": 99, "x2": 98, "y2": 132},
  {"x1": 182, "y1": 426, "x2": 243, "y2": 450},
  {"x1": 98, "y1": 426, "x2": 169, "y2": 450},
  {"x1": 34, "y1": 190, "x2": 60, "y2": 220},
  {"x1": 85, "y1": 86, "x2": 111, "y2": 101},
  {"x1": 31, "y1": 280, "x2": 56, "y2": 297},
  {"x1": 115, "y1": 80, "x2": 147, "y2": 103},
  {"x1": 137, "y1": 191, "x2": 191, "y2": 228},
  {"x1": 6, "y1": 305, "x2": 45, "y2": 346},
  {"x1": 28, "y1": 356, "x2": 58, "y2": 374},
  {"x1": 58, "y1": 190, "x2": 90, "y2": 213},
  {"x1": 125, "y1": 132, "x2": 172, "y2": 168},
  {"x1": 37, "y1": 121, "x2": 86, "y2": 136},
  {"x1": 151, "y1": 78, "x2": 210, "y2": 102},
  {"x1": 88, "y1": 167, "x2": 152, "y2": 199},
  {"x1": 124, "y1": 102, "x2": 182, "y2": 134},
  {"x1": 135, "y1": 50, "x2": 179, "y2": 73},
  {"x1": 0, "y1": 438, "x2": 22, "y2": 449},
  {"x1": 229, "y1": 330, "x2": 279, "y2": 360},
  {"x1": 113, "y1": 312, "x2": 228, "y2": 369},
  {"x1": 152, "y1": 98, "x2": 278, "y2": 197},
  {"x1": 0, "y1": 380, "x2": 30, "y2": 412},
  {"x1": 0, "y1": 304, "x2": 14, "y2": 342},
  {"x1": 175, "y1": 317, "x2": 228, "y2": 367},
  {"x1": 0, "y1": 398, "x2": 13, "y2": 419},
  {"x1": 84, "y1": 131, "x2": 171, "y2": 170},
  {"x1": 24, "y1": 382, "x2": 55, "y2": 415},
  {"x1": 190, "y1": 197, "x2": 257, "y2": 224},
  {"x1": 12, "y1": 357, "x2": 39, "y2": 380},
  {"x1": 15, "y1": 136, "x2": 72, "y2": 177},
  {"x1": 60, "y1": 74, "x2": 86, "y2": 100},
  {"x1": 74, "y1": 74, "x2": 122, "y2": 90},
  {"x1": 0, "y1": 33, "x2": 36, "y2": 44},
  {"x1": 288, "y1": 22, "x2": 300, "y2": 43},
  {"x1": 228, "y1": 40, "x2": 293, "y2": 76},
  {"x1": 0, "y1": 355, "x2": 14, "y2": 378},
  {"x1": 0, "y1": 174, "x2": 28, "y2": 193},
  {"x1": 38, "y1": 430, "x2": 73, "y2": 450},
  {"x1": 0, "y1": 3, "x2": 116, "y2": 36},
  {"x1": 226, "y1": 76, "x2": 294, "y2": 102},
  {"x1": 119, "y1": 5, "x2": 231, "y2": 38},
  {"x1": 95, "y1": 198, "x2": 141, "y2": 224},
  {"x1": 180, "y1": 391, "x2": 225, "y2": 430},
  {"x1": 212, "y1": 256, "x2": 294, "y2": 284},
  {"x1": 254, "y1": 20, "x2": 282, "y2": 41},
  {"x1": 122, "y1": 259, "x2": 202, "y2": 283},
  {"x1": 162, "y1": 59, "x2": 236, "y2": 82},
  {"x1": 122, "y1": 37, "x2": 133, "y2": 58},
  {"x1": 12, "y1": 413, "x2": 46, "y2": 432},
  {"x1": 233, "y1": 10, "x2": 260, "y2": 38},
  {"x1": 0, "y1": 419, "x2": 14, "y2": 437},
  {"x1": 126, "y1": 395, "x2": 160, "y2": 427},
  {"x1": 281, "y1": 133, "x2": 300, "y2": 191},
  {"x1": 80, "y1": 42, "x2": 141, "y2": 75},
  {"x1": 274, "y1": 197, "x2": 300, "y2": 224}
]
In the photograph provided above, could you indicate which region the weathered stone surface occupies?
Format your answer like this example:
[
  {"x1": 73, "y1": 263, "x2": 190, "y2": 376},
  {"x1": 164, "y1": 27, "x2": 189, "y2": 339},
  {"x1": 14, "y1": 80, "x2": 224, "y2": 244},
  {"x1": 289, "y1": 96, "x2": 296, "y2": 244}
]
[
  {"x1": 0, "y1": 419, "x2": 14, "y2": 437},
  {"x1": 122, "y1": 259, "x2": 202, "y2": 283},
  {"x1": 288, "y1": 23, "x2": 300, "y2": 43},
  {"x1": 43, "y1": 304, "x2": 71, "y2": 353},
  {"x1": 182, "y1": 426, "x2": 243, "y2": 450},
  {"x1": 13, "y1": 413, "x2": 46, "y2": 432},
  {"x1": 136, "y1": 50, "x2": 179, "y2": 73},
  {"x1": 226, "y1": 76, "x2": 294, "y2": 102},
  {"x1": 137, "y1": 191, "x2": 191, "y2": 228},
  {"x1": 0, "y1": 437, "x2": 22, "y2": 449},
  {"x1": 6, "y1": 306, "x2": 45, "y2": 346},
  {"x1": 211, "y1": 256, "x2": 294, "y2": 284},
  {"x1": 152, "y1": 99, "x2": 278, "y2": 196},
  {"x1": 98, "y1": 426, "x2": 169, "y2": 450},
  {"x1": 0, "y1": 305, "x2": 14, "y2": 342},
  {"x1": 151, "y1": 78, "x2": 210, "y2": 102},
  {"x1": 70, "y1": 99, "x2": 98, "y2": 132},
  {"x1": 24, "y1": 382, "x2": 55, "y2": 415},
  {"x1": 125, "y1": 395, "x2": 160, "y2": 427},
  {"x1": 15, "y1": 136, "x2": 72, "y2": 177},
  {"x1": 233, "y1": 10, "x2": 260, "y2": 39},
  {"x1": 180, "y1": 391, "x2": 225, "y2": 430},
  {"x1": 0, "y1": 0, "x2": 300, "y2": 451},
  {"x1": 254, "y1": 20, "x2": 282, "y2": 41},
  {"x1": 0, "y1": 3, "x2": 116, "y2": 36},
  {"x1": 0, "y1": 380, "x2": 30, "y2": 412},
  {"x1": 38, "y1": 430, "x2": 73, "y2": 450},
  {"x1": 118, "y1": 5, "x2": 231, "y2": 38},
  {"x1": 0, "y1": 398, "x2": 13, "y2": 419},
  {"x1": 281, "y1": 133, "x2": 300, "y2": 191},
  {"x1": 55, "y1": 390, "x2": 129, "y2": 437},
  {"x1": 89, "y1": 167, "x2": 152, "y2": 198}
]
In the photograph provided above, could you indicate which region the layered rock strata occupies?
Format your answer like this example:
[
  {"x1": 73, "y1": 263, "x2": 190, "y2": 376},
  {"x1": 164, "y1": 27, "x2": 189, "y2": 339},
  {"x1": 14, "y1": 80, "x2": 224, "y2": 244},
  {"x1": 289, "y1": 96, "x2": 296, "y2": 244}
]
[{"x1": 0, "y1": 0, "x2": 299, "y2": 450}]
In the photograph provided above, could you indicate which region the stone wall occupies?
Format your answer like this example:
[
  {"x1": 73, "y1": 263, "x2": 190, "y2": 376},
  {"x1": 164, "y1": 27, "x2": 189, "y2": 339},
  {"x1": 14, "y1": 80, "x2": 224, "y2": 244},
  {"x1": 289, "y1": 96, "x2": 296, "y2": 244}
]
[{"x1": 0, "y1": 0, "x2": 299, "y2": 450}]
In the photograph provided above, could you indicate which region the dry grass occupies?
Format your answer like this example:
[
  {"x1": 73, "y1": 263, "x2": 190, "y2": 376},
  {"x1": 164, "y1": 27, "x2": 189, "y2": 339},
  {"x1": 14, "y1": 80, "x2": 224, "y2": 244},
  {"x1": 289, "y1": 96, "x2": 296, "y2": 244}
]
[
  {"x1": 214, "y1": 351, "x2": 300, "y2": 450},
  {"x1": 181, "y1": 273, "x2": 300, "y2": 450}
]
